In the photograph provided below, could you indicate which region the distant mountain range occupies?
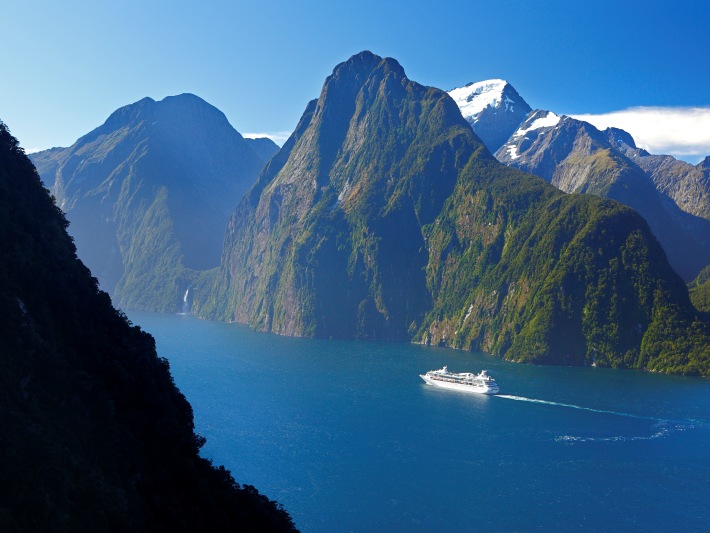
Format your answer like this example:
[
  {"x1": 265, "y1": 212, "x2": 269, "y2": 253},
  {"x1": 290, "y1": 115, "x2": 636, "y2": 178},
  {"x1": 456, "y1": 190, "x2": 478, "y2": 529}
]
[
  {"x1": 23, "y1": 53, "x2": 710, "y2": 375},
  {"x1": 30, "y1": 94, "x2": 277, "y2": 312},
  {"x1": 449, "y1": 81, "x2": 710, "y2": 281},
  {"x1": 196, "y1": 51, "x2": 709, "y2": 375}
]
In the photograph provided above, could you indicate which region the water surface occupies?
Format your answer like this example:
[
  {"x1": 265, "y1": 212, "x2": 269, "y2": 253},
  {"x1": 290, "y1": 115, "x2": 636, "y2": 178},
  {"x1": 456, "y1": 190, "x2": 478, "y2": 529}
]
[{"x1": 130, "y1": 312, "x2": 710, "y2": 532}]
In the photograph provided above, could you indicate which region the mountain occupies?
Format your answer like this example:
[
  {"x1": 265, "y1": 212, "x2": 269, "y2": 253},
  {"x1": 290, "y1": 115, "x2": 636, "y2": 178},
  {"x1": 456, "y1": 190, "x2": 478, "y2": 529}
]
[
  {"x1": 0, "y1": 121, "x2": 295, "y2": 531},
  {"x1": 494, "y1": 111, "x2": 710, "y2": 280},
  {"x1": 448, "y1": 79, "x2": 531, "y2": 153},
  {"x1": 30, "y1": 94, "x2": 277, "y2": 312},
  {"x1": 198, "y1": 51, "x2": 710, "y2": 375}
]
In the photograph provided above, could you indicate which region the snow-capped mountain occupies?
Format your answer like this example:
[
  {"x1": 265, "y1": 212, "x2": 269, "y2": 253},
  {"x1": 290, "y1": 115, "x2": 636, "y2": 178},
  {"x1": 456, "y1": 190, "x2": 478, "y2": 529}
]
[
  {"x1": 496, "y1": 110, "x2": 603, "y2": 192},
  {"x1": 447, "y1": 79, "x2": 531, "y2": 153}
]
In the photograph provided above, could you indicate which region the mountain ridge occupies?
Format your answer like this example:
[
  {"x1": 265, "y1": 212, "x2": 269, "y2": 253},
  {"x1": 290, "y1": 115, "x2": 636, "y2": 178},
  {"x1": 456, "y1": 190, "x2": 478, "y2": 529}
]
[
  {"x1": 494, "y1": 109, "x2": 710, "y2": 280},
  {"x1": 443, "y1": 76, "x2": 709, "y2": 282}
]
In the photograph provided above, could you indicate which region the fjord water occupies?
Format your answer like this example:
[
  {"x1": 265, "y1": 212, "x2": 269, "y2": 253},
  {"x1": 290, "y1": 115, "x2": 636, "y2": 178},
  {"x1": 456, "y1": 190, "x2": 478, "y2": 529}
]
[{"x1": 130, "y1": 312, "x2": 710, "y2": 532}]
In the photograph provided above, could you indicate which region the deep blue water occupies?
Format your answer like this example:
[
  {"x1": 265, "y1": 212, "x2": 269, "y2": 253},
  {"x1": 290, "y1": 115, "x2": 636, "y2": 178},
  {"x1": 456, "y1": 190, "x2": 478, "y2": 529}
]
[{"x1": 129, "y1": 312, "x2": 710, "y2": 532}]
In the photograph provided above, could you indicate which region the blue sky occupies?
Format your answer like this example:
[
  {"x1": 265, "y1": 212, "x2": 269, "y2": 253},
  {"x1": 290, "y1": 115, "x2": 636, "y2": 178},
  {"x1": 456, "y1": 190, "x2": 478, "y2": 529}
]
[{"x1": 2, "y1": 0, "x2": 709, "y2": 161}]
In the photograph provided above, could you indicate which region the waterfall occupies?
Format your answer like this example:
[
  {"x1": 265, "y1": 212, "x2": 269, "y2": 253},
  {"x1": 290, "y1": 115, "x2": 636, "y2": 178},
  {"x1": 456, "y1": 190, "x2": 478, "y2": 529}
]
[{"x1": 182, "y1": 287, "x2": 190, "y2": 314}]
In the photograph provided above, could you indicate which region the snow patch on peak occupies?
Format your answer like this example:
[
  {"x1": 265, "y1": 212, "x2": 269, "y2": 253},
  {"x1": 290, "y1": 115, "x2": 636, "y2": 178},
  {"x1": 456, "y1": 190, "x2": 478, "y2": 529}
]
[
  {"x1": 503, "y1": 94, "x2": 515, "y2": 113},
  {"x1": 506, "y1": 144, "x2": 520, "y2": 160},
  {"x1": 514, "y1": 111, "x2": 561, "y2": 138},
  {"x1": 448, "y1": 79, "x2": 512, "y2": 121}
]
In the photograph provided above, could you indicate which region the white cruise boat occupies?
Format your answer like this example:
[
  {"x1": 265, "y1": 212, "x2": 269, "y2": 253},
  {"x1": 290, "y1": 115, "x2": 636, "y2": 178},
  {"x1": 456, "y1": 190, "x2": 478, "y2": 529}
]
[{"x1": 420, "y1": 366, "x2": 500, "y2": 395}]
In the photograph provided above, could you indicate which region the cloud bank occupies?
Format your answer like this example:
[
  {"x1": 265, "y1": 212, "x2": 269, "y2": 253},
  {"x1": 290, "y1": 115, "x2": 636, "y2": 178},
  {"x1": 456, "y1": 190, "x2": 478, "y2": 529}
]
[
  {"x1": 571, "y1": 107, "x2": 710, "y2": 164},
  {"x1": 242, "y1": 131, "x2": 292, "y2": 147}
]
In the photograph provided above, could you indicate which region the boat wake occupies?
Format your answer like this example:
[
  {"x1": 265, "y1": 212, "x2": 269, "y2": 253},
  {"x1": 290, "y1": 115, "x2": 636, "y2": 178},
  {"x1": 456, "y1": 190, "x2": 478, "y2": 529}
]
[
  {"x1": 555, "y1": 420, "x2": 696, "y2": 444},
  {"x1": 496, "y1": 394, "x2": 699, "y2": 444},
  {"x1": 496, "y1": 394, "x2": 657, "y2": 421}
]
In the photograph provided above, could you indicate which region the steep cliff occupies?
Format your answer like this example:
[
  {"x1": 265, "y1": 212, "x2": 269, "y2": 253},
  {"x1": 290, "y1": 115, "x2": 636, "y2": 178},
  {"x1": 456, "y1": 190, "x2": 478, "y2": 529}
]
[{"x1": 0, "y1": 121, "x2": 294, "y2": 531}]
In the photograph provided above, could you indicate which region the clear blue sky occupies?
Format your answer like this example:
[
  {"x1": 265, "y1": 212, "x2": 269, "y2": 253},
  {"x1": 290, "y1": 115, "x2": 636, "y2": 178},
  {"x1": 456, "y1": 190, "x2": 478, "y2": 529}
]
[{"x1": 2, "y1": 0, "x2": 709, "y2": 160}]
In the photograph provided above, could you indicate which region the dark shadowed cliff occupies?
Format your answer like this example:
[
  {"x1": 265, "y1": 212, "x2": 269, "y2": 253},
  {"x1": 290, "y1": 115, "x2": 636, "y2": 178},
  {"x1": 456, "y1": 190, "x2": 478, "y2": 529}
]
[{"x1": 0, "y1": 121, "x2": 294, "y2": 531}]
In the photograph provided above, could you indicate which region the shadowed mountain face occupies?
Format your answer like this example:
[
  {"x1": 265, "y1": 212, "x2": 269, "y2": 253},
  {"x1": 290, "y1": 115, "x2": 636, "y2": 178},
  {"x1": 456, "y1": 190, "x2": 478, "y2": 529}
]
[
  {"x1": 30, "y1": 94, "x2": 277, "y2": 312},
  {"x1": 198, "y1": 51, "x2": 710, "y2": 375},
  {"x1": 0, "y1": 122, "x2": 295, "y2": 531},
  {"x1": 495, "y1": 112, "x2": 710, "y2": 281}
]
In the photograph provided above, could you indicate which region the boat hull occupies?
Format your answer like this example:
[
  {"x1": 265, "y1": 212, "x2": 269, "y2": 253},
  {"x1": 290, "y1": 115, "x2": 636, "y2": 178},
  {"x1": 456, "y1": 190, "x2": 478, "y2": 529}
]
[{"x1": 420, "y1": 374, "x2": 499, "y2": 395}]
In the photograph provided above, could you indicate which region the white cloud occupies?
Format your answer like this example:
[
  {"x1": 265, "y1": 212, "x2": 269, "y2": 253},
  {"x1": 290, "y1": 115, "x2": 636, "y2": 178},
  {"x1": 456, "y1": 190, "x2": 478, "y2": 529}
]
[
  {"x1": 242, "y1": 131, "x2": 292, "y2": 146},
  {"x1": 570, "y1": 107, "x2": 710, "y2": 164}
]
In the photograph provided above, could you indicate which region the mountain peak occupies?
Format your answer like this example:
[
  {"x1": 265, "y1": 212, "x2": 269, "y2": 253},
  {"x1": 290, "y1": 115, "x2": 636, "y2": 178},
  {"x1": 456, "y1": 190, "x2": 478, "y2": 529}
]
[
  {"x1": 29, "y1": 93, "x2": 275, "y2": 307},
  {"x1": 449, "y1": 79, "x2": 511, "y2": 118},
  {"x1": 102, "y1": 93, "x2": 224, "y2": 127},
  {"x1": 605, "y1": 126, "x2": 637, "y2": 149},
  {"x1": 448, "y1": 79, "x2": 532, "y2": 153},
  {"x1": 328, "y1": 51, "x2": 405, "y2": 84}
]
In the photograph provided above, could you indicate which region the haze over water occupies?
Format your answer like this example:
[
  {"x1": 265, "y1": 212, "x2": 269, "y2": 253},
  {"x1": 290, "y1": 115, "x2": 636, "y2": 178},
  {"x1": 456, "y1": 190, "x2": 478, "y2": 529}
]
[{"x1": 130, "y1": 312, "x2": 710, "y2": 532}]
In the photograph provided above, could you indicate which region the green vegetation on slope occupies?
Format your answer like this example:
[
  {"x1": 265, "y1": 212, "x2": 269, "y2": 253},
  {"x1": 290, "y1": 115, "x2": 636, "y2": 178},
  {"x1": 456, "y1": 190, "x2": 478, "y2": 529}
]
[
  {"x1": 689, "y1": 264, "x2": 710, "y2": 313},
  {"x1": 0, "y1": 121, "x2": 295, "y2": 531},
  {"x1": 419, "y1": 156, "x2": 710, "y2": 374}
]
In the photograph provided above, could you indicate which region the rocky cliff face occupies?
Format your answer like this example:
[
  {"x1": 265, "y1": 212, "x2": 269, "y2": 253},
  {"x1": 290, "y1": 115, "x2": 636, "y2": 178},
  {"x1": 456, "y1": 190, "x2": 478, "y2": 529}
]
[
  {"x1": 30, "y1": 94, "x2": 277, "y2": 312},
  {"x1": 0, "y1": 121, "x2": 294, "y2": 531},
  {"x1": 606, "y1": 128, "x2": 710, "y2": 220},
  {"x1": 200, "y1": 52, "x2": 710, "y2": 375}
]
